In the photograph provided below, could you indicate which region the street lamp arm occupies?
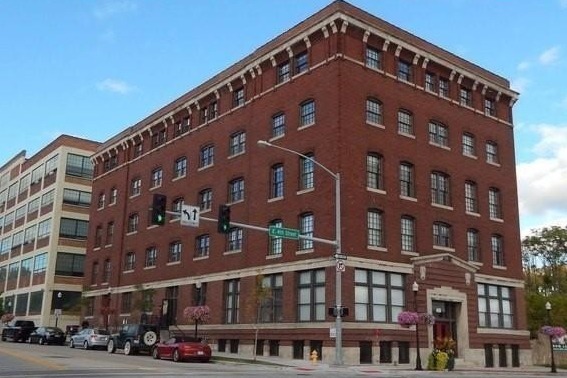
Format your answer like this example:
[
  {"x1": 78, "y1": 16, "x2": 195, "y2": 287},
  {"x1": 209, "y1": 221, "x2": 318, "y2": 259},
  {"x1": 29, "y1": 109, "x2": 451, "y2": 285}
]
[{"x1": 257, "y1": 140, "x2": 338, "y2": 180}]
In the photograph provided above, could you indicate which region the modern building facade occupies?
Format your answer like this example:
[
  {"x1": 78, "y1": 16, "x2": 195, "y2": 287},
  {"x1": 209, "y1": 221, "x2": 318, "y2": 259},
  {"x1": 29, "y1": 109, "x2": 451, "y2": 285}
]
[
  {"x1": 84, "y1": 1, "x2": 528, "y2": 366},
  {"x1": 0, "y1": 135, "x2": 99, "y2": 329}
]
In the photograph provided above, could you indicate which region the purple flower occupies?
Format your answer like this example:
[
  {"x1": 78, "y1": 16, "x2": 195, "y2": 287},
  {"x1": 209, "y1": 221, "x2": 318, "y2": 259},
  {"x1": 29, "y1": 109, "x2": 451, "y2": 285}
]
[
  {"x1": 540, "y1": 325, "x2": 566, "y2": 339},
  {"x1": 183, "y1": 305, "x2": 211, "y2": 324},
  {"x1": 397, "y1": 311, "x2": 419, "y2": 327}
]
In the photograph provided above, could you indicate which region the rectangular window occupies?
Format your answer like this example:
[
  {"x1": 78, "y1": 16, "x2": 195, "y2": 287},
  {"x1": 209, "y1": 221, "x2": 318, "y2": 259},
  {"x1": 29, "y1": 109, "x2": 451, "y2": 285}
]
[
  {"x1": 462, "y1": 133, "x2": 476, "y2": 156},
  {"x1": 195, "y1": 234, "x2": 210, "y2": 258},
  {"x1": 425, "y1": 72, "x2": 437, "y2": 92},
  {"x1": 121, "y1": 292, "x2": 132, "y2": 314},
  {"x1": 433, "y1": 222, "x2": 452, "y2": 248},
  {"x1": 367, "y1": 154, "x2": 383, "y2": 190},
  {"x1": 299, "y1": 154, "x2": 314, "y2": 190},
  {"x1": 269, "y1": 219, "x2": 283, "y2": 256},
  {"x1": 367, "y1": 209, "x2": 384, "y2": 247},
  {"x1": 294, "y1": 51, "x2": 308, "y2": 74},
  {"x1": 478, "y1": 283, "x2": 513, "y2": 328},
  {"x1": 174, "y1": 117, "x2": 190, "y2": 136},
  {"x1": 102, "y1": 259, "x2": 111, "y2": 283},
  {"x1": 229, "y1": 131, "x2": 246, "y2": 156},
  {"x1": 465, "y1": 181, "x2": 478, "y2": 213},
  {"x1": 233, "y1": 87, "x2": 245, "y2": 107},
  {"x1": 259, "y1": 274, "x2": 283, "y2": 323},
  {"x1": 199, "y1": 189, "x2": 212, "y2": 211},
  {"x1": 489, "y1": 188, "x2": 502, "y2": 219},
  {"x1": 401, "y1": 216, "x2": 415, "y2": 252},
  {"x1": 354, "y1": 269, "x2": 405, "y2": 322},
  {"x1": 60, "y1": 218, "x2": 88, "y2": 239},
  {"x1": 399, "y1": 162, "x2": 415, "y2": 197},
  {"x1": 297, "y1": 269, "x2": 325, "y2": 322},
  {"x1": 169, "y1": 241, "x2": 182, "y2": 263},
  {"x1": 229, "y1": 178, "x2": 245, "y2": 203},
  {"x1": 365, "y1": 47, "x2": 381, "y2": 69},
  {"x1": 145, "y1": 247, "x2": 157, "y2": 268},
  {"x1": 227, "y1": 228, "x2": 243, "y2": 251},
  {"x1": 460, "y1": 87, "x2": 472, "y2": 107},
  {"x1": 33, "y1": 253, "x2": 48, "y2": 274},
  {"x1": 467, "y1": 229, "x2": 480, "y2": 261},
  {"x1": 130, "y1": 178, "x2": 141, "y2": 196},
  {"x1": 429, "y1": 121, "x2": 449, "y2": 147},
  {"x1": 37, "y1": 218, "x2": 52, "y2": 239},
  {"x1": 299, "y1": 100, "x2": 315, "y2": 127},
  {"x1": 174, "y1": 157, "x2": 187, "y2": 178},
  {"x1": 66, "y1": 153, "x2": 93, "y2": 178},
  {"x1": 41, "y1": 190, "x2": 55, "y2": 207},
  {"x1": 366, "y1": 98, "x2": 382, "y2": 124},
  {"x1": 63, "y1": 188, "x2": 92, "y2": 207},
  {"x1": 225, "y1": 279, "x2": 240, "y2": 324},
  {"x1": 124, "y1": 252, "x2": 135, "y2": 271},
  {"x1": 486, "y1": 141, "x2": 499, "y2": 164},
  {"x1": 439, "y1": 78, "x2": 450, "y2": 97},
  {"x1": 151, "y1": 168, "x2": 163, "y2": 188},
  {"x1": 277, "y1": 61, "x2": 290, "y2": 83},
  {"x1": 484, "y1": 98, "x2": 496, "y2": 116},
  {"x1": 200, "y1": 145, "x2": 214, "y2": 168},
  {"x1": 127, "y1": 213, "x2": 139, "y2": 233},
  {"x1": 397, "y1": 60, "x2": 412, "y2": 82},
  {"x1": 98, "y1": 193, "x2": 105, "y2": 212},
  {"x1": 106, "y1": 222, "x2": 114, "y2": 245},
  {"x1": 271, "y1": 165, "x2": 284, "y2": 198},
  {"x1": 299, "y1": 213, "x2": 314, "y2": 250},
  {"x1": 134, "y1": 143, "x2": 143, "y2": 158},
  {"x1": 491, "y1": 235, "x2": 504, "y2": 266},
  {"x1": 271, "y1": 113, "x2": 285, "y2": 138},
  {"x1": 397, "y1": 110, "x2": 413, "y2": 135},
  {"x1": 431, "y1": 172, "x2": 451, "y2": 206}
]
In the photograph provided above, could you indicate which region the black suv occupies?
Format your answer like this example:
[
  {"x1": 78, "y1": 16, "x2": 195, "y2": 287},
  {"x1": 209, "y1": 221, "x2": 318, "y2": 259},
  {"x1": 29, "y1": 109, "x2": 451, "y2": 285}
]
[{"x1": 107, "y1": 324, "x2": 159, "y2": 355}]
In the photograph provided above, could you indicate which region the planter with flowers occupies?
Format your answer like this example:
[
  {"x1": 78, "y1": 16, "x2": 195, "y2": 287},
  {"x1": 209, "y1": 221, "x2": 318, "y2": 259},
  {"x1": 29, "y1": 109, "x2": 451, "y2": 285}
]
[{"x1": 428, "y1": 337, "x2": 456, "y2": 371}]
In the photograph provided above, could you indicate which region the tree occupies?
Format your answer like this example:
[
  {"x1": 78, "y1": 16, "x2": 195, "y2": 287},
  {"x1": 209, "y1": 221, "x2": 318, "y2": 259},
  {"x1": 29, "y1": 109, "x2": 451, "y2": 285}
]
[{"x1": 183, "y1": 305, "x2": 210, "y2": 338}]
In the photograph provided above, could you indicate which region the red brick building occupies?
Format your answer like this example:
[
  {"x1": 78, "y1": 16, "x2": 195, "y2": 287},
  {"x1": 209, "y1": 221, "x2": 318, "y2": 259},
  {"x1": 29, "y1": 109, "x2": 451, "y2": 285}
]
[{"x1": 84, "y1": 1, "x2": 528, "y2": 366}]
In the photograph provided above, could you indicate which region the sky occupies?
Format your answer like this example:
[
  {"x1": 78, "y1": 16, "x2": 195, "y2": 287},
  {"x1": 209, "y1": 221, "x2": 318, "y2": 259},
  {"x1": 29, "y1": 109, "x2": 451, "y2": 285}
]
[{"x1": 0, "y1": 0, "x2": 566, "y2": 238}]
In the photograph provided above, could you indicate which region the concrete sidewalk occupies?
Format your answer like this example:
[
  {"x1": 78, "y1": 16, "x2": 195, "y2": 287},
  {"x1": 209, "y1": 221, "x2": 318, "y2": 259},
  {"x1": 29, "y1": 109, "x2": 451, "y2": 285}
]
[{"x1": 213, "y1": 351, "x2": 567, "y2": 376}]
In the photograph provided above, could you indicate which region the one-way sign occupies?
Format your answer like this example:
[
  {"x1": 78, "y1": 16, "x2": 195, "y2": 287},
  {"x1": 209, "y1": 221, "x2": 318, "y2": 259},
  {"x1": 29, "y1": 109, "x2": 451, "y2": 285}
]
[{"x1": 181, "y1": 204, "x2": 200, "y2": 227}]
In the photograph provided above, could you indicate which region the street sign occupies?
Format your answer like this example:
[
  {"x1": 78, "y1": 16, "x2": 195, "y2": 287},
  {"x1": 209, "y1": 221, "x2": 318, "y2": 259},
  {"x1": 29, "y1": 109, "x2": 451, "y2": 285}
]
[
  {"x1": 54, "y1": 309, "x2": 62, "y2": 316},
  {"x1": 336, "y1": 260, "x2": 345, "y2": 272},
  {"x1": 330, "y1": 327, "x2": 336, "y2": 338},
  {"x1": 268, "y1": 225, "x2": 300, "y2": 240},
  {"x1": 180, "y1": 205, "x2": 200, "y2": 227},
  {"x1": 334, "y1": 253, "x2": 347, "y2": 260}
]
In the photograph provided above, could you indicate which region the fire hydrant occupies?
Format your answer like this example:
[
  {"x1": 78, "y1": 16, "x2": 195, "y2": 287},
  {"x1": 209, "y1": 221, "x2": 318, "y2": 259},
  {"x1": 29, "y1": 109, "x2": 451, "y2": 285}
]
[{"x1": 310, "y1": 349, "x2": 319, "y2": 364}]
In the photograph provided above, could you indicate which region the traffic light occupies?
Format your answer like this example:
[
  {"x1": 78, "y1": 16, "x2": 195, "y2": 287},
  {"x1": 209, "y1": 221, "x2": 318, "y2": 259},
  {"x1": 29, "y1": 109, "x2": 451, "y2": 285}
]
[
  {"x1": 217, "y1": 204, "x2": 231, "y2": 233},
  {"x1": 151, "y1": 193, "x2": 167, "y2": 225}
]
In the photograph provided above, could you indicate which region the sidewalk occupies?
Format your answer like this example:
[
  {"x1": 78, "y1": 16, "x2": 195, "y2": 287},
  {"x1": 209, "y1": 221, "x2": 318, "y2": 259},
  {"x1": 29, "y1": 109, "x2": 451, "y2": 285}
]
[{"x1": 213, "y1": 351, "x2": 567, "y2": 376}]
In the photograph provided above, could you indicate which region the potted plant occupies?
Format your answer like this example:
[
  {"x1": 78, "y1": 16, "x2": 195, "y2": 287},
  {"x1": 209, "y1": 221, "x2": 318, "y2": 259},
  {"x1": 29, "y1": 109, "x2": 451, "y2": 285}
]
[{"x1": 428, "y1": 337, "x2": 456, "y2": 371}]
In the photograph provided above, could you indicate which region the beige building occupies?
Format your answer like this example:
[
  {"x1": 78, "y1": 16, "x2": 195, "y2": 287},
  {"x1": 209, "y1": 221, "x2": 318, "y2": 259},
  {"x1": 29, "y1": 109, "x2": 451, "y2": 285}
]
[{"x1": 0, "y1": 135, "x2": 99, "y2": 329}]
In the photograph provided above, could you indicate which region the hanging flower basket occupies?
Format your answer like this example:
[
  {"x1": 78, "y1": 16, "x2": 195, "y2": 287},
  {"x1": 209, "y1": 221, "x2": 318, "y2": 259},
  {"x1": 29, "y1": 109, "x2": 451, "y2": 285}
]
[
  {"x1": 1, "y1": 313, "x2": 15, "y2": 324},
  {"x1": 540, "y1": 325, "x2": 566, "y2": 339},
  {"x1": 397, "y1": 311, "x2": 435, "y2": 328},
  {"x1": 183, "y1": 305, "x2": 211, "y2": 324}
]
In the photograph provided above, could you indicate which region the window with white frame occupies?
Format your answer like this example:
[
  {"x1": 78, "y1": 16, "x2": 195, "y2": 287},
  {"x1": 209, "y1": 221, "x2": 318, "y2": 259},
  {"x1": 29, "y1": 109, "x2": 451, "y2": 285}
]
[
  {"x1": 37, "y1": 218, "x2": 52, "y2": 239},
  {"x1": 169, "y1": 240, "x2": 182, "y2": 263},
  {"x1": 299, "y1": 100, "x2": 315, "y2": 127},
  {"x1": 106, "y1": 221, "x2": 114, "y2": 245},
  {"x1": 297, "y1": 269, "x2": 325, "y2": 322},
  {"x1": 365, "y1": 46, "x2": 381, "y2": 69},
  {"x1": 467, "y1": 229, "x2": 480, "y2": 262},
  {"x1": 60, "y1": 218, "x2": 88, "y2": 240},
  {"x1": 151, "y1": 129, "x2": 166, "y2": 148},
  {"x1": 97, "y1": 192, "x2": 105, "y2": 209},
  {"x1": 439, "y1": 77, "x2": 450, "y2": 97},
  {"x1": 425, "y1": 72, "x2": 437, "y2": 92},
  {"x1": 272, "y1": 112, "x2": 285, "y2": 138},
  {"x1": 124, "y1": 252, "x2": 135, "y2": 271},
  {"x1": 277, "y1": 61, "x2": 290, "y2": 83},
  {"x1": 174, "y1": 117, "x2": 190, "y2": 136},
  {"x1": 367, "y1": 209, "x2": 385, "y2": 248},
  {"x1": 429, "y1": 121, "x2": 449, "y2": 147},
  {"x1": 484, "y1": 98, "x2": 496, "y2": 116},
  {"x1": 460, "y1": 87, "x2": 472, "y2": 107},
  {"x1": 433, "y1": 222, "x2": 452, "y2": 248},
  {"x1": 478, "y1": 283, "x2": 512, "y2": 328},
  {"x1": 151, "y1": 167, "x2": 163, "y2": 188},
  {"x1": 367, "y1": 153, "x2": 384, "y2": 190},
  {"x1": 224, "y1": 279, "x2": 240, "y2": 324},
  {"x1": 299, "y1": 153, "x2": 314, "y2": 191},
  {"x1": 130, "y1": 177, "x2": 141, "y2": 197},
  {"x1": 366, "y1": 98, "x2": 383, "y2": 125},
  {"x1": 145, "y1": 246, "x2": 157, "y2": 268},
  {"x1": 199, "y1": 144, "x2": 214, "y2": 168},
  {"x1": 401, "y1": 216, "x2": 415, "y2": 252},
  {"x1": 431, "y1": 171, "x2": 451, "y2": 206},
  {"x1": 462, "y1": 133, "x2": 476, "y2": 156},
  {"x1": 397, "y1": 60, "x2": 412, "y2": 82},
  {"x1": 354, "y1": 269, "x2": 405, "y2": 322},
  {"x1": 109, "y1": 187, "x2": 117, "y2": 205},
  {"x1": 397, "y1": 109, "x2": 413, "y2": 135},
  {"x1": 294, "y1": 51, "x2": 308, "y2": 74},
  {"x1": 233, "y1": 87, "x2": 245, "y2": 107},
  {"x1": 174, "y1": 157, "x2": 187, "y2": 178},
  {"x1": 102, "y1": 259, "x2": 111, "y2": 283},
  {"x1": 229, "y1": 131, "x2": 246, "y2": 156},
  {"x1": 127, "y1": 213, "x2": 139, "y2": 233},
  {"x1": 465, "y1": 181, "x2": 478, "y2": 213},
  {"x1": 486, "y1": 141, "x2": 499, "y2": 164},
  {"x1": 259, "y1": 274, "x2": 283, "y2": 323},
  {"x1": 195, "y1": 234, "x2": 210, "y2": 258},
  {"x1": 489, "y1": 187, "x2": 502, "y2": 219},
  {"x1": 492, "y1": 234, "x2": 504, "y2": 266},
  {"x1": 269, "y1": 219, "x2": 283, "y2": 256},
  {"x1": 229, "y1": 177, "x2": 244, "y2": 203},
  {"x1": 41, "y1": 190, "x2": 55, "y2": 207},
  {"x1": 227, "y1": 227, "x2": 243, "y2": 252},
  {"x1": 400, "y1": 162, "x2": 415, "y2": 197},
  {"x1": 199, "y1": 188, "x2": 212, "y2": 211},
  {"x1": 270, "y1": 164, "x2": 284, "y2": 199},
  {"x1": 299, "y1": 212, "x2": 314, "y2": 250}
]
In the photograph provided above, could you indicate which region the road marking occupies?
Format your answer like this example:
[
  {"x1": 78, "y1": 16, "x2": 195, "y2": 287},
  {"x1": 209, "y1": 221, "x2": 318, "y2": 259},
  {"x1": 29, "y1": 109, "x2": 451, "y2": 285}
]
[{"x1": 0, "y1": 345, "x2": 64, "y2": 370}]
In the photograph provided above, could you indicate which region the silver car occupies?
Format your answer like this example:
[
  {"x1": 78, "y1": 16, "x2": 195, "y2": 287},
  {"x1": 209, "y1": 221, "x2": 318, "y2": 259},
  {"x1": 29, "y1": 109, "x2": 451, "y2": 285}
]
[{"x1": 69, "y1": 328, "x2": 110, "y2": 350}]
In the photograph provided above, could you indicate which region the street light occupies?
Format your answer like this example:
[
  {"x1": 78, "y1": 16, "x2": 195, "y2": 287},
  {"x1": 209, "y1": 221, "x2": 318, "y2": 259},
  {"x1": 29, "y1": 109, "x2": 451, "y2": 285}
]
[
  {"x1": 412, "y1": 281, "x2": 422, "y2": 371},
  {"x1": 257, "y1": 139, "x2": 344, "y2": 365},
  {"x1": 55, "y1": 292, "x2": 62, "y2": 328},
  {"x1": 545, "y1": 301, "x2": 557, "y2": 373}
]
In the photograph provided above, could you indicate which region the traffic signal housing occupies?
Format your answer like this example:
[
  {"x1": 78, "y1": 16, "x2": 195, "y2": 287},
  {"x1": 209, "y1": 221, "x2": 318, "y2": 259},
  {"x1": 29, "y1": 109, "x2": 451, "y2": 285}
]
[
  {"x1": 217, "y1": 204, "x2": 231, "y2": 233},
  {"x1": 151, "y1": 193, "x2": 167, "y2": 225}
]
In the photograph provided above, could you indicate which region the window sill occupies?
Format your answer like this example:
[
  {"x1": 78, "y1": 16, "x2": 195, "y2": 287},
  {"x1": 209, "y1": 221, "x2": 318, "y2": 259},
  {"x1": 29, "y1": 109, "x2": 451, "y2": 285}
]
[
  {"x1": 228, "y1": 151, "x2": 246, "y2": 160},
  {"x1": 431, "y1": 203, "x2": 454, "y2": 211},
  {"x1": 172, "y1": 174, "x2": 186, "y2": 182},
  {"x1": 399, "y1": 195, "x2": 417, "y2": 202},
  {"x1": 487, "y1": 161, "x2": 501, "y2": 167},
  {"x1": 428, "y1": 142, "x2": 451, "y2": 151},
  {"x1": 492, "y1": 265, "x2": 507, "y2": 270},
  {"x1": 167, "y1": 261, "x2": 181, "y2": 266},
  {"x1": 268, "y1": 196, "x2": 284, "y2": 203},
  {"x1": 223, "y1": 249, "x2": 242, "y2": 256},
  {"x1": 297, "y1": 187, "x2": 314, "y2": 195},
  {"x1": 463, "y1": 153, "x2": 478, "y2": 160},
  {"x1": 368, "y1": 246, "x2": 387, "y2": 252},
  {"x1": 296, "y1": 249, "x2": 314, "y2": 255},
  {"x1": 126, "y1": 231, "x2": 138, "y2": 236},
  {"x1": 266, "y1": 253, "x2": 282, "y2": 260},
  {"x1": 490, "y1": 217, "x2": 504, "y2": 223},
  {"x1": 466, "y1": 211, "x2": 481, "y2": 217},
  {"x1": 228, "y1": 199, "x2": 244, "y2": 206},
  {"x1": 398, "y1": 131, "x2": 416, "y2": 139},
  {"x1": 366, "y1": 121, "x2": 385, "y2": 129},
  {"x1": 401, "y1": 250, "x2": 419, "y2": 256},
  {"x1": 433, "y1": 246, "x2": 455, "y2": 253},
  {"x1": 269, "y1": 134, "x2": 285, "y2": 143},
  {"x1": 193, "y1": 255, "x2": 209, "y2": 261},
  {"x1": 298, "y1": 122, "x2": 315, "y2": 131},
  {"x1": 197, "y1": 164, "x2": 214, "y2": 172},
  {"x1": 143, "y1": 266, "x2": 156, "y2": 270},
  {"x1": 367, "y1": 187, "x2": 386, "y2": 195},
  {"x1": 123, "y1": 269, "x2": 134, "y2": 274}
]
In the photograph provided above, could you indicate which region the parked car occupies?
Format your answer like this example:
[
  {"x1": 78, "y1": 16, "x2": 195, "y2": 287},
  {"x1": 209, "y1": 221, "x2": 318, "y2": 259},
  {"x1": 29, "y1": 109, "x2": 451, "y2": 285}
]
[
  {"x1": 65, "y1": 325, "x2": 81, "y2": 338},
  {"x1": 151, "y1": 337, "x2": 211, "y2": 363},
  {"x1": 28, "y1": 327, "x2": 66, "y2": 345},
  {"x1": 107, "y1": 324, "x2": 159, "y2": 355},
  {"x1": 1, "y1": 320, "x2": 36, "y2": 342},
  {"x1": 69, "y1": 328, "x2": 110, "y2": 350}
]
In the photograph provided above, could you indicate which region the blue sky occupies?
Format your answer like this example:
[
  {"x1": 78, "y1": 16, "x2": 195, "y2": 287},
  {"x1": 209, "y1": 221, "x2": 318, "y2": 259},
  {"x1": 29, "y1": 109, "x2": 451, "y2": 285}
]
[{"x1": 1, "y1": 0, "x2": 566, "y2": 238}]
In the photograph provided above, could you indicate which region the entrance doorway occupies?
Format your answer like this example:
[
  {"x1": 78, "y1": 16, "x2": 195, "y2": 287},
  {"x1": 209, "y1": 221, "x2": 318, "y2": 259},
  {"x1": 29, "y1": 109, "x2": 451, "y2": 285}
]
[{"x1": 432, "y1": 301, "x2": 458, "y2": 356}]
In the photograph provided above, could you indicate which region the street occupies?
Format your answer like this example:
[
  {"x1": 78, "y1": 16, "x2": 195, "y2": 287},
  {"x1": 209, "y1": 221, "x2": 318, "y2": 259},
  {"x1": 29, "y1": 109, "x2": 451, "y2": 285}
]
[{"x1": 0, "y1": 341, "x2": 566, "y2": 377}]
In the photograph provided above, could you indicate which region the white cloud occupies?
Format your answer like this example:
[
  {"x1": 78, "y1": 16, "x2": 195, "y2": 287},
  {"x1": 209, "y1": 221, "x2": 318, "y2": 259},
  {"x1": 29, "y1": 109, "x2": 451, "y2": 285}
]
[
  {"x1": 517, "y1": 61, "x2": 531, "y2": 71},
  {"x1": 538, "y1": 46, "x2": 560, "y2": 65},
  {"x1": 517, "y1": 124, "x2": 567, "y2": 232},
  {"x1": 94, "y1": 1, "x2": 138, "y2": 19},
  {"x1": 511, "y1": 77, "x2": 530, "y2": 93},
  {"x1": 96, "y1": 79, "x2": 135, "y2": 94}
]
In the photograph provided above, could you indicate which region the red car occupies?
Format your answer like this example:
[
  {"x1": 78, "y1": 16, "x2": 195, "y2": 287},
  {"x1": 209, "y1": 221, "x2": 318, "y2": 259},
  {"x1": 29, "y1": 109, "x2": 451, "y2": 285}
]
[{"x1": 151, "y1": 337, "x2": 211, "y2": 363}]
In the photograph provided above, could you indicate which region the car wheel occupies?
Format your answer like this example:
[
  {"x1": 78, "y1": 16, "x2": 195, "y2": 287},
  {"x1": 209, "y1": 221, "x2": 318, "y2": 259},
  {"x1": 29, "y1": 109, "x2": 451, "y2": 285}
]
[
  {"x1": 173, "y1": 349, "x2": 180, "y2": 363},
  {"x1": 124, "y1": 340, "x2": 133, "y2": 355},
  {"x1": 142, "y1": 331, "x2": 157, "y2": 347},
  {"x1": 69, "y1": 339, "x2": 75, "y2": 348},
  {"x1": 107, "y1": 339, "x2": 116, "y2": 354},
  {"x1": 152, "y1": 347, "x2": 160, "y2": 360},
  {"x1": 38, "y1": 337, "x2": 45, "y2": 345},
  {"x1": 83, "y1": 340, "x2": 90, "y2": 350}
]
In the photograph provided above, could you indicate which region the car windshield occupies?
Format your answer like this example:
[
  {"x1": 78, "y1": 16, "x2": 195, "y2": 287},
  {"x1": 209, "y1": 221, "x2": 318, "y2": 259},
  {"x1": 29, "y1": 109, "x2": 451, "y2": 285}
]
[{"x1": 93, "y1": 329, "x2": 110, "y2": 335}]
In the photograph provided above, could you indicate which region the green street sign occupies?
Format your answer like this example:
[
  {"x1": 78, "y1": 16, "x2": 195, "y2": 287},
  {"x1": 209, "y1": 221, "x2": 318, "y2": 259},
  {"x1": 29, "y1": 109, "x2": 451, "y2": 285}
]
[{"x1": 269, "y1": 225, "x2": 300, "y2": 240}]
